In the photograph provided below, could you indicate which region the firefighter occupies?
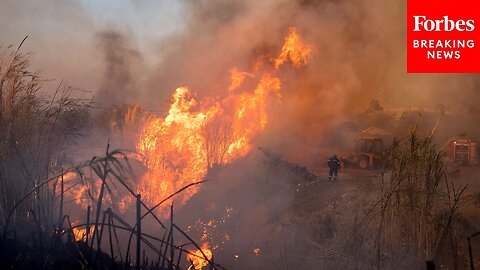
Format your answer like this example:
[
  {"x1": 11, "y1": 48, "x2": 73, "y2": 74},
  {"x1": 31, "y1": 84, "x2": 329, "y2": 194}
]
[{"x1": 328, "y1": 154, "x2": 341, "y2": 181}]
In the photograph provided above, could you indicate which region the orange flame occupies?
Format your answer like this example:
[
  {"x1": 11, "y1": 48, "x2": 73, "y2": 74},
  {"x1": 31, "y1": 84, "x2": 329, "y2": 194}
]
[
  {"x1": 72, "y1": 226, "x2": 94, "y2": 242},
  {"x1": 187, "y1": 243, "x2": 213, "y2": 270},
  {"x1": 135, "y1": 87, "x2": 216, "y2": 212},
  {"x1": 131, "y1": 27, "x2": 311, "y2": 215},
  {"x1": 228, "y1": 68, "x2": 254, "y2": 93},
  {"x1": 274, "y1": 27, "x2": 312, "y2": 69}
]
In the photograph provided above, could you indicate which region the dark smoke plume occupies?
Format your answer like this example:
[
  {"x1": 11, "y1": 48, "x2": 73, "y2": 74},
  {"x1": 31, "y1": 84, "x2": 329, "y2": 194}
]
[{"x1": 96, "y1": 31, "x2": 143, "y2": 106}]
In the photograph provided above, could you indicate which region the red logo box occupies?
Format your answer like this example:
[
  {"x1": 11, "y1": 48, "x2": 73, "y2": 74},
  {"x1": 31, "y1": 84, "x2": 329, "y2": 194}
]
[{"x1": 407, "y1": 0, "x2": 480, "y2": 73}]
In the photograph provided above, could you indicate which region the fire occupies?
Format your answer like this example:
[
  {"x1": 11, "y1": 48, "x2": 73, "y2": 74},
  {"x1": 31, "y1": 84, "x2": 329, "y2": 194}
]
[
  {"x1": 73, "y1": 185, "x2": 89, "y2": 207},
  {"x1": 274, "y1": 27, "x2": 312, "y2": 69},
  {"x1": 54, "y1": 171, "x2": 91, "y2": 209},
  {"x1": 131, "y1": 27, "x2": 312, "y2": 214},
  {"x1": 228, "y1": 68, "x2": 253, "y2": 93},
  {"x1": 135, "y1": 87, "x2": 216, "y2": 211},
  {"x1": 61, "y1": 171, "x2": 77, "y2": 182},
  {"x1": 187, "y1": 243, "x2": 213, "y2": 270},
  {"x1": 72, "y1": 227, "x2": 85, "y2": 241},
  {"x1": 72, "y1": 226, "x2": 94, "y2": 242},
  {"x1": 253, "y1": 247, "x2": 261, "y2": 256}
]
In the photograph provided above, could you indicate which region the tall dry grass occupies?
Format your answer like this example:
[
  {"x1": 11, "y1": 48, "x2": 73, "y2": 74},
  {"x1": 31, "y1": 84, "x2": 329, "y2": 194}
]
[
  {"x1": 370, "y1": 128, "x2": 467, "y2": 269},
  {"x1": 0, "y1": 42, "x2": 89, "y2": 236},
  {"x1": 0, "y1": 42, "x2": 223, "y2": 270}
]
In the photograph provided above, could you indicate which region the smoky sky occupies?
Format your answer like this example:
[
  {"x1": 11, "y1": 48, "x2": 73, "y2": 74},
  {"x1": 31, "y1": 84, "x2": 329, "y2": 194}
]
[
  {"x1": 1, "y1": 0, "x2": 479, "y2": 150},
  {"x1": 95, "y1": 30, "x2": 144, "y2": 106},
  {"x1": 150, "y1": 0, "x2": 479, "y2": 162},
  {"x1": 0, "y1": 0, "x2": 183, "y2": 103}
]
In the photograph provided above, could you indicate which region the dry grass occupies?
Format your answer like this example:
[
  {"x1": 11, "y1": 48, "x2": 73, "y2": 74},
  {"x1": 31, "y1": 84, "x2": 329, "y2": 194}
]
[
  {"x1": 0, "y1": 43, "x2": 222, "y2": 269},
  {"x1": 369, "y1": 128, "x2": 468, "y2": 269},
  {"x1": 0, "y1": 43, "x2": 89, "y2": 232}
]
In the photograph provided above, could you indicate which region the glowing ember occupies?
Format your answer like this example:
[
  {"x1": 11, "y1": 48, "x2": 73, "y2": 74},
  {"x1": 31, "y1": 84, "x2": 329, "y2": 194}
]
[
  {"x1": 187, "y1": 207, "x2": 234, "y2": 247},
  {"x1": 130, "y1": 27, "x2": 312, "y2": 215},
  {"x1": 187, "y1": 243, "x2": 213, "y2": 270}
]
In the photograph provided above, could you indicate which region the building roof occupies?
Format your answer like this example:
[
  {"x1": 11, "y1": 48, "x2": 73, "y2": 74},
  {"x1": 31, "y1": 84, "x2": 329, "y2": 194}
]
[{"x1": 361, "y1": 127, "x2": 393, "y2": 137}]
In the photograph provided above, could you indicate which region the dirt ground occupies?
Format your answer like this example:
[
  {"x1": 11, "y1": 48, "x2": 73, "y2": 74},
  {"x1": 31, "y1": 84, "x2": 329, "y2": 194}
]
[
  {"x1": 178, "y1": 151, "x2": 480, "y2": 269},
  {"x1": 293, "y1": 165, "x2": 480, "y2": 269}
]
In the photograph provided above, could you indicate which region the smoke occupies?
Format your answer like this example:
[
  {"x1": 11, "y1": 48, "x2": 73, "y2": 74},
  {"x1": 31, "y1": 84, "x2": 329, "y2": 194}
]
[
  {"x1": 2, "y1": 1, "x2": 480, "y2": 267},
  {"x1": 143, "y1": 0, "x2": 408, "y2": 161},
  {"x1": 0, "y1": 0, "x2": 102, "y2": 91},
  {"x1": 95, "y1": 30, "x2": 144, "y2": 106},
  {"x1": 142, "y1": 0, "x2": 479, "y2": 162},
  {"x1": 175, "y1": 150, "x2": 302, "y2": 269},
  {"x1": 2, "y1": 0, "x2": 479, "y2": 138},
  {"x1": 0, "y1": 0, "x2": 182, "y2": 106}
]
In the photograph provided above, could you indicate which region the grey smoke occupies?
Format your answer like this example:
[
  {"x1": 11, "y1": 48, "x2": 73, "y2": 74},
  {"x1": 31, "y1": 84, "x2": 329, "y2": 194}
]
[{"x1": 96, "y1": 30, "x2": 143, "y2": 106}]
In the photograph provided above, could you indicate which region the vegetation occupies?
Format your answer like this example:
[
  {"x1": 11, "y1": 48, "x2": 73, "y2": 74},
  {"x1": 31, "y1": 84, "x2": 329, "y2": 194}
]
[
  {"x1": 0, "y1": 41, "x2": 89, "y2": 235},
  {"x1": 0, "y1": 42, "x2": 477, "y2": 270},
  {"x1": 0, "y1": 44, "x2": 217, "y2": 270},
  {"x1": 371, "y1": 129, "x2": 467, "y2": 269}
]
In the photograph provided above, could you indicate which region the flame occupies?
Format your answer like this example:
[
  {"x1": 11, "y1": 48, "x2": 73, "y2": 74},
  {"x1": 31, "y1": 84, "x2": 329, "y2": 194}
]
[
  {"x1": 135, "y1": 87, "x2": 216, "y2": 212},
  {"x1": 228, "y1": 68, "x2": 254, "y2": 93},
  {"x1": 187, "y1": 243, "x2": 213, "y2": 270},
  {"x1": 130, "y1": 27, "x2": 311, "y2": 215},
  {"x1": 253, "y1": 247, "x2": 261, "y2": 256},
  {"x1": 72, "y1": 226, "x2": 94, "y2": 242},
  {"x1": 61, "y1": 171, "x2": 77, "y2": 182},
  {"x1": 72, "y1": 227, "x2": 85, "y2": 241},
  {"x1": 123, "y1": 104, "x2": 146, "y2": 143},
  {"x1": 274, "y1": 27, "x2": 312, "y2": 69},
  {"x1": 54, "y1": 171, "x2": 91, "y2": 209},
  {"x1": 73, "y1": 185, "x2": 89, "y2": 207}
]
